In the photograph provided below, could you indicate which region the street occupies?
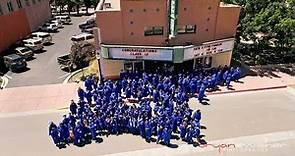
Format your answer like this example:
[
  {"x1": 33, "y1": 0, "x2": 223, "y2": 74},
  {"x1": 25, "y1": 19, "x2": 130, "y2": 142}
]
[
  {"x1": 6, "y1": 15, "x2": 90, "y2": 88},
  {"x1": 0, "y1": 88, "x2": 295, "y2": 156}
]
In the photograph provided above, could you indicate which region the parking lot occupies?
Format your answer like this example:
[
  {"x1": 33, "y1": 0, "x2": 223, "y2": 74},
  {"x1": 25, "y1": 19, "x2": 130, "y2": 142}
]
[{"x1": 5, "y1": 15, "x2": 91, "y2": 88}]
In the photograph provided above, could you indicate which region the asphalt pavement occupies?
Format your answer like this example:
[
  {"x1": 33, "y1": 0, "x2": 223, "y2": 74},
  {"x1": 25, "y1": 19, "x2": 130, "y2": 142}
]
[
  {"x1": 0, "y1": 88, "x2": 295, "y2": 156},
  {"x1": 6, "y1": 15, "x2": 90, "y2": 88}
]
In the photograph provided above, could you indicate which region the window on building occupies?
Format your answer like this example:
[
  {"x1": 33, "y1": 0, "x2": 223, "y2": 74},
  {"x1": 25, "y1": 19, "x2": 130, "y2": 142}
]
[
  {"x1": 32, "y1": 0, "x2": 36, "y2": 4},
  {"x1": 0, "y1": 5, "x2": 3, "y2": 15},
  {"x1": 25, "y1": 0, "x2": 30, "y2": 6},
  {"x1": 7, "y1": 1, "x2": 14, "y2": 12},
  {"x1": 17, "y1": 0, "x2": 22, "y2": 8},
  {"x1": 177, "y1": 25, "x2": 196, "y2": 34},
  {"x1": 144, "y1": 26, "x2": 164, "y2": 36},
  {"x1": 38, "y1": 0, "x2": 41, "y2": 2}
]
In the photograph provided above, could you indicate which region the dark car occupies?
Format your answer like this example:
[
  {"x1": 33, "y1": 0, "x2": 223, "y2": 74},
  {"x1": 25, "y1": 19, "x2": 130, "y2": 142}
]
[
  {"x1": 79, "y1": 18, "x2": 96, "y2": 30},
  {"x1": 3, "y1": 54, "x2": 27, "y2": 72}
]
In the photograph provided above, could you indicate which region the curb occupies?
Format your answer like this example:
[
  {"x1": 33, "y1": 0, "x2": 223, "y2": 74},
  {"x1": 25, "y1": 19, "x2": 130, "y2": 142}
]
[
  {"x1": 207, "y1": 85, "x2": 287, "y2": 96},
  {"x1": 62, "y1": 68, "x2": 84, "y2": 84},
  {"x1": 0, "y1": 75, "x2": 9, "y2": 89}
]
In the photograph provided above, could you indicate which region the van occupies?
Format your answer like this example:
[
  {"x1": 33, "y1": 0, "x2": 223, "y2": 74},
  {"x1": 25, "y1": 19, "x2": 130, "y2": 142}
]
[
  {"x1": 71, "y1": 33, "x2": 94, "y2": 44},
  {"x1": 31, "y1": 32, "x2": 52, "y2": 45},
  {"x1": 23, "y1": 38, "x2": 44, "y2": 51},
  {"x1": 54, "y1": 15, "x2": 71, "y2": 24}
]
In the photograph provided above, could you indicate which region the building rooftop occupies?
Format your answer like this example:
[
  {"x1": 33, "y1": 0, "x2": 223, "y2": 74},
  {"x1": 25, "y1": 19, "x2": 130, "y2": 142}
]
[{"x1": 96, "y1": 0, "x2": 121, "y2": 12}]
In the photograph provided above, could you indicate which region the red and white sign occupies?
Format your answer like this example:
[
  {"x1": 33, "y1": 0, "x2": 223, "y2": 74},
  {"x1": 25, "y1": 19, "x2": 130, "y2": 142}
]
[
  {"x1": 183, "y1": 39, "x2": 235, "y2": 61},
  {"x1": 108, "y1": 47, "x2": 173, "y2": 61}
]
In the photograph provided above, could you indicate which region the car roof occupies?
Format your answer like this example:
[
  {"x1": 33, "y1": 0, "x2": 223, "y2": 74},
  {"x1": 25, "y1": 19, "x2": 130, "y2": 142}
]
[
  {"x1": 71, "y1": 33, "x2": 93, "y2": 38},
  {"x1": 23, "y1": 38, "x2": 42, "y2": 42},
  {"x1": 32, "y1": 32, "x2": 50, "y2": 35},
  {"x1": 4, "y1": 54, "x2": 22, "y2": 59},
  {"x1": 15, "y1": 47, "x2": 29, "y2": 51},
  {"x1": 55, "y1": 15, "x2": 69, "y2": 18}
]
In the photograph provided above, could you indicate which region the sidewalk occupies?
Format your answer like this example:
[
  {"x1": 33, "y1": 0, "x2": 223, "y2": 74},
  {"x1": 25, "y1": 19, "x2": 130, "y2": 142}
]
[
  {"x1": 0, "y1": 71, "x2": 294, "y2": 113},
  {"x1": 0, "y1": 83, "x2": 80, "y2": 113},
  {"x1": 208, "y1": 71, "x2": 295, "y2": 95}
]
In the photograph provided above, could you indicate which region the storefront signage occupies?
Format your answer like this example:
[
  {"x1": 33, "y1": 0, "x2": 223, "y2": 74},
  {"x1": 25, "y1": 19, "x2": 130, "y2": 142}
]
[
  {"x1": 108, "y1": 47, "x2": 173, "y2": 61},
  {"x1": 183, "y1": 39, "x2": 235, "y2": 61}
]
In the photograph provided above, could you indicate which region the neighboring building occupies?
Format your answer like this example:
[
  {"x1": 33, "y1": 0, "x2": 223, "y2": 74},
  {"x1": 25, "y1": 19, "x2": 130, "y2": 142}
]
[
  {"x1": 95, "y1": 0, "x2": 241, "y2": 79},
  {"x1": 0, "y1": 0, "x2": 51, "y2": 54}
]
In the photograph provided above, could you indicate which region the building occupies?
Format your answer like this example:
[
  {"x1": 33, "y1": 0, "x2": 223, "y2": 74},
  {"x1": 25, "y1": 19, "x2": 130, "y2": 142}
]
[
  {"x1": 0, "y1": 0, "x2": 51, "y2": 54},
  {"x1": 95, "y1": 0, "x2": 241, "y2": 79}
]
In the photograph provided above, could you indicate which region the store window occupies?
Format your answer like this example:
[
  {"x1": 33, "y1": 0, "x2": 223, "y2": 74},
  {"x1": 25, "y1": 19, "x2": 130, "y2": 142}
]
[
  {"x1": 17, "y1": 0, "x2": 22, "y2": 8},
  {"x1": 203, "y1": 57, "x2": 212, "y2": 68},
  {"x1": 177, "y1": 25, "x2": 196, "y2": 34},
  {"x1": 124, "y1": 62, "x2": 133, "y2": 72},
  {"x1": 7, "y1": 1, "x2": 14, "y2": 12},
  {"x1": 144, "y1": 26, "x2": 163, "y2": 36}
]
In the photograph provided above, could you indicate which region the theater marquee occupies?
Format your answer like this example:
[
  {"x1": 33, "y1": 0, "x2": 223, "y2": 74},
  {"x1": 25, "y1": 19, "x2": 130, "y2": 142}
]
[
  {"x1": 108, "y1": 47, "x2": 173, "y2": 61},
  {"x1": 183, "y1": 38, "x2": 235, "y2": 61}
]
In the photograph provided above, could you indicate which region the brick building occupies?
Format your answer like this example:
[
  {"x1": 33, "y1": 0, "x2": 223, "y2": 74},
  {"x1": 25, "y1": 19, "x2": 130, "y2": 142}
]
[
  {"x1": 95, "y1": 0, "x2": 241, "y2": 79},
  {"x1": 0, "y1": 0, "x2": 51, "y2": 54}
]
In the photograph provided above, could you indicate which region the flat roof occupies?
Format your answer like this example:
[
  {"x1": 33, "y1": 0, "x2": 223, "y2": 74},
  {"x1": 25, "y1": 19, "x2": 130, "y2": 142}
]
[{"x1": 96, "y1": 0, "x2": 121, "y2": 12}]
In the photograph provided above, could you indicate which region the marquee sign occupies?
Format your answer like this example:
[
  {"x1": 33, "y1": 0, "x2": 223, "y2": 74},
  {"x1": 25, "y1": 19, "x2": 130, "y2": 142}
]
[
  {"x1": 183, "y1": 39, "x2": 235, "y2": 61},
  {"x1": 108, "y1": 47, "x2": 173, "y2": 61}
]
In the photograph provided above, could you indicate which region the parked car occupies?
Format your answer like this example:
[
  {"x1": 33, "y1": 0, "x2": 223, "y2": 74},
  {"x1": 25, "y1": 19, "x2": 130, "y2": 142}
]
[
  {"x1": 31, "y1": 32, "x2": 52, "y2": 45},
  {"x1": 39, "y1": 23, "x2": 58, "y2": 32},
  {"x1": 23, "y1": 38, "x2": 44, "y2": 52},
  {"x1": 81, "y1": 27, "x2": 96, "y2": 34},
  {"x1": 3, "y1": 54, "x2": 27, "y2": 72},
  {"x1": 71, "y1": 33, "x2": 95, "y2": 44},
  {"x1": 54, "y1": 15, "x2": 71, "y2": 24},
  {"x1": 79, "y1": 18, "x2": 96, "y2": 30},
  {"x1": 14, "y1": 47, "x2": 34, "y2": 60},
  {"x1": 49, "y1": 19, "x2": 63, "y2": 28}
]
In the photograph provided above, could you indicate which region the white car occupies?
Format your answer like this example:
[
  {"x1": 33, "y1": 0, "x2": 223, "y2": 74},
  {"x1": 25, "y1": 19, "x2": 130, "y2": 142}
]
[
  {"x1": 23, "y1": 38, "x2": 44, "y2": 51},
  {"x1": 31, "y1": 32, "x2": 52, "y2": 44},
  {"x1": 50, "y1": 19, "x2": 63, "y2": 28},
  {"x1": 39, "y1": 23, "x2": 58, "y2": 32},
  {"x1": 14, "y1": 47, "x2": 34, "y2": 60},
  {"x1": 54, "y1": 15, "x2": 71, "y2": 24},
  {"x1": 71, "y1": 33, "x2": 94, "y2": 44}
]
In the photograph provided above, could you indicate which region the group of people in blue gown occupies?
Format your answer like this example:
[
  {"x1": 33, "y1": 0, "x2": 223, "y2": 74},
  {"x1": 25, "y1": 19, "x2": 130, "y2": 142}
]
[{"x1": 49, "y1": 66, "x2": 241, "y2": 148}]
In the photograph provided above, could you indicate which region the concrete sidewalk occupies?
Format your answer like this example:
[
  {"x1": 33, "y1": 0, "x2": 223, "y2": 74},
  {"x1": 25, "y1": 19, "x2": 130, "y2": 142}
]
[
  {"x1": 0, "y1": 71, "x2": 294, "y2": 113},
  {"x1": 209, "y1": 71, "x2": 295, "y2": 95},
  {"x1": 0, "y1": 83, "x2": 80, "y2": 113}
]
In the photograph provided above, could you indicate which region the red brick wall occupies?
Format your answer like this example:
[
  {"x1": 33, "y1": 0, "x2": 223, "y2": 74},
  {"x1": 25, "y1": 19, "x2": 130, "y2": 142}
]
[{"x1": 0, "y1": 9, "x2": 31, "y2": 55}]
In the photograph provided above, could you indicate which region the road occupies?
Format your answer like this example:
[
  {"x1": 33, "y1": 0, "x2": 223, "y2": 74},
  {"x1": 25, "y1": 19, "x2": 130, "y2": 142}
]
[
  {"x1": 6, "y1": 15, "x2": 90, "y2": 88},
  {"x1": 0, "y1": 88, "x2": 295, "y2": 156}
]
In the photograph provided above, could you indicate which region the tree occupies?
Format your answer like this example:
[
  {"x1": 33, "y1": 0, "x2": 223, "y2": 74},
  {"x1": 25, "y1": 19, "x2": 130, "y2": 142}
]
[
  {"x1": 221, "y1": 0, "x2": 295, "y2": 65},
  {"x1": 84, "y1": 0, "x2": 92, "y2": 14}
]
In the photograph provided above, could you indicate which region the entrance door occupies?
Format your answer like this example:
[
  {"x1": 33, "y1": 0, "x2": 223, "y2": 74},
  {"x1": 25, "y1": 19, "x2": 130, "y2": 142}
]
[
  {"x1": 124, "y1": 61, "x2": 144, "y2": 72},
  {"x1": 193, "y1": 56, "x2": 212, "y2": 69}
]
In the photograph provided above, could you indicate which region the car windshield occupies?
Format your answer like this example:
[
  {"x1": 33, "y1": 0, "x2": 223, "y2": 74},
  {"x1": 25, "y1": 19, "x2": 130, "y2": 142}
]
[
  {"x1": 71, "y1": 37, "x2": 84, "y2": 41},
  {"x1": 20, "y1": 48, "x2": 30, "y2": 53},
  {"x1": 34, "y1": 41, "x2": 42, "y2": 44},
  {"x1": 40, "y1": 34, "x2": 50, "y2": 38}
]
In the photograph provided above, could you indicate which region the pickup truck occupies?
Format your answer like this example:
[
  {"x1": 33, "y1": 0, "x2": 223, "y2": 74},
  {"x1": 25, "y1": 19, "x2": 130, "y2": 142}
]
[{"x1": 57, "y1": 53, "x2": 75, "y2": 71}]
